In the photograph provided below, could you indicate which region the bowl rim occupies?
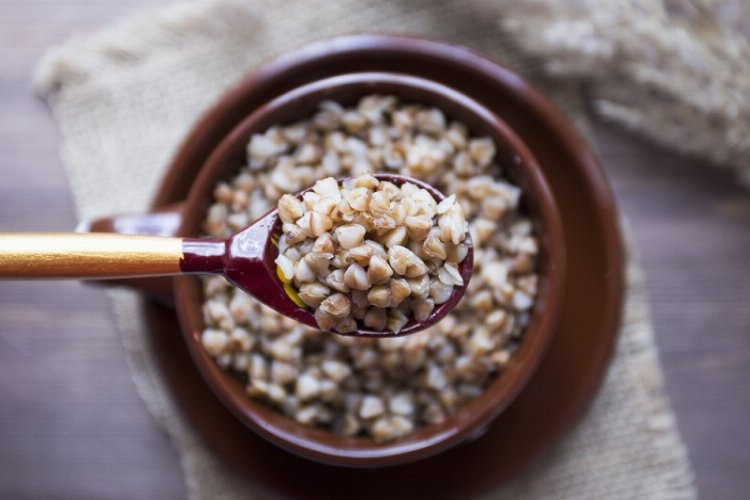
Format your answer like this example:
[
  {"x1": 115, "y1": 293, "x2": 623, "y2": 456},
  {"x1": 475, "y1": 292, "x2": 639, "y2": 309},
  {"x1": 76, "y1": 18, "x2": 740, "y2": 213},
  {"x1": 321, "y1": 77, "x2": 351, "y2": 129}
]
[{"x1": 172, "y1": 71, "x2": 566, "y2": 466}]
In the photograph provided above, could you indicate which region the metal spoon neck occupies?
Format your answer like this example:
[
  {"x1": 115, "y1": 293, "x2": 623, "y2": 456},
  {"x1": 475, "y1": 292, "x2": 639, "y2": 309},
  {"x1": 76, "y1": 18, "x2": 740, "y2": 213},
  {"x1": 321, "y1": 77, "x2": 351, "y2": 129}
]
[{"x1": 179, "y1": 239, "x2": 227, "y2": 274}]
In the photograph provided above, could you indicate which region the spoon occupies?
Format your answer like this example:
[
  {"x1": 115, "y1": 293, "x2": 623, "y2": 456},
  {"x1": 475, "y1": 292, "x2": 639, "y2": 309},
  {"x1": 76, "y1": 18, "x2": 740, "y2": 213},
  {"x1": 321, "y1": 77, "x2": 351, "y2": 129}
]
[{"x1": 0, "y1": 174, "x2": 472, "y2": 337}]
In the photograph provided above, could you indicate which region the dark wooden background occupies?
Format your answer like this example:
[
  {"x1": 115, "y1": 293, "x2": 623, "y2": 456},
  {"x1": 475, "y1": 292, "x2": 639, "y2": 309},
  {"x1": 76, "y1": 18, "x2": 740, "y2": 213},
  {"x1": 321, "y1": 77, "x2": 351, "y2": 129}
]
[{"x1": 1, "y1": 1, "x2": 748, "y2": 498}]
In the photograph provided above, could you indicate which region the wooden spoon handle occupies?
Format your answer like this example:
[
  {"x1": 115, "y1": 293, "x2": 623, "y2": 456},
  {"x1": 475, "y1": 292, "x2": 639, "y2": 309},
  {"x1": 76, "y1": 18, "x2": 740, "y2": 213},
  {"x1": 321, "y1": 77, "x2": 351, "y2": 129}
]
[{"x1": 0, "y1": 232, "x2": 185, "y2": 279}]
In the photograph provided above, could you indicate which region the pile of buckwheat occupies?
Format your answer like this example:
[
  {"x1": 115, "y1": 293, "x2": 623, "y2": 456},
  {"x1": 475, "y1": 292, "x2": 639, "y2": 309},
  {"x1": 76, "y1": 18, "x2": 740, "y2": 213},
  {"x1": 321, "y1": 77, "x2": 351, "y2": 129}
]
[
  {"x1": 275, "y1": 174, "x2": 469, "y2": 334},
  {"x1": 201, "y1": 95, "x2": 539, "y2": 443}
]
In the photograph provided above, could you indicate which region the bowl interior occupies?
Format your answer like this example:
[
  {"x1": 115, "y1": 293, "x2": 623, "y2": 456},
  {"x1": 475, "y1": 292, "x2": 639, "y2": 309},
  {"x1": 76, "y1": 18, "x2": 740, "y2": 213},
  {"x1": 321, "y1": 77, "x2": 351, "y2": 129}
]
[{"x1": 173, "y1": 72, "x2": 565, "y2": 466}]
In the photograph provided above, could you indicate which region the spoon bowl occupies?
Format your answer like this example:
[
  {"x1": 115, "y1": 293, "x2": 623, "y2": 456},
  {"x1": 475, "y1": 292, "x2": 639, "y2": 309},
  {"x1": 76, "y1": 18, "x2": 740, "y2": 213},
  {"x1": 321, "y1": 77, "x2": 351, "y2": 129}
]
[{"x1": 214, "y1": 173, "x2": 473, "y2": 337}]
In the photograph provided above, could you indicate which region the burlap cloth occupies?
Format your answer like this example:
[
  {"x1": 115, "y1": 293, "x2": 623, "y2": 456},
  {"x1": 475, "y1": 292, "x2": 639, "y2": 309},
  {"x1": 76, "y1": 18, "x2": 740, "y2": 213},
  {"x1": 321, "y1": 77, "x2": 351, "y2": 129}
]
[{"x1": 33, "y1": 0, "x2": 715, "y2": 498}]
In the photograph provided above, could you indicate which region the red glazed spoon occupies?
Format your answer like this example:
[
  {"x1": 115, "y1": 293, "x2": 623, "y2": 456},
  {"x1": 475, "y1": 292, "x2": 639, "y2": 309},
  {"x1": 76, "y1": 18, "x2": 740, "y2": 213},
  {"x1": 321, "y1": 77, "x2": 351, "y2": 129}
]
[{"x1": 0, "y1": 174, "x2": 472, "y2": 337}]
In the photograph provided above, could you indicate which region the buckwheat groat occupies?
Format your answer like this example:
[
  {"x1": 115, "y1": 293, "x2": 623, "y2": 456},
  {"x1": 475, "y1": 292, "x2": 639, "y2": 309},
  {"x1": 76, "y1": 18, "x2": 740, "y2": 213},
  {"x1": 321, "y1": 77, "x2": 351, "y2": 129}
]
[
  {"x1": 201, "y1": 95, "x2": 539, "y2": 443},
  {"x1": 275, "y1": 174, "x2": 468, "y2": 334}
]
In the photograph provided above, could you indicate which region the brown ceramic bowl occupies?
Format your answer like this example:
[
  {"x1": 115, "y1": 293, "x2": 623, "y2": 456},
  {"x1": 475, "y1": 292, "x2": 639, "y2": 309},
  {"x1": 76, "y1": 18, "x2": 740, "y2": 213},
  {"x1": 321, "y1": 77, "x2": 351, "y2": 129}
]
[
  {"x1": 173, "y1": 72, "x2": 565, "y2": 466},
  {"x1": 89, "y1": 71, "x2": 566, "y2": 466}
]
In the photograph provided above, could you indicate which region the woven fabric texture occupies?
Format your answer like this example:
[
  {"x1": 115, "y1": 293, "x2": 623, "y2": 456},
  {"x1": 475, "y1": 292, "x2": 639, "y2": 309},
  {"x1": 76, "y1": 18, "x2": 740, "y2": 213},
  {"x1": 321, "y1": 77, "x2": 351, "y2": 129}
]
[
  {"x1": 488, "y1": 0, "x2": 750, "y2": 185},
  {"x1": 34, "y1": 0, "x2": 697, "y2": 498}
]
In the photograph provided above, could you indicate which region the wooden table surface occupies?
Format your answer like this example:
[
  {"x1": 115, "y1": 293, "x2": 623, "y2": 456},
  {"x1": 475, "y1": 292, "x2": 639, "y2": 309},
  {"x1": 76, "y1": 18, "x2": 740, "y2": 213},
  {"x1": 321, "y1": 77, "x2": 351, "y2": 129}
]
[{"x1": 1, "y1": 2, "x2": 749, "y2": 499}]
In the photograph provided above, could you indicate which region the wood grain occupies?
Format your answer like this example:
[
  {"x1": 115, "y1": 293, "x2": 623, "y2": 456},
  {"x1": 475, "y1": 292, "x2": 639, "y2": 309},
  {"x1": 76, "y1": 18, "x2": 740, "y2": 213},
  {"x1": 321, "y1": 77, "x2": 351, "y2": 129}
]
[
  {"x1": 0, "y1": 1, "x2": 748, "y2": 498},
  {"x1": 0, "y1": 3, "x2": 187, "y2": 499},
  {"x1": 593, "y1": 123, "x2": 750, "y2": 499}
]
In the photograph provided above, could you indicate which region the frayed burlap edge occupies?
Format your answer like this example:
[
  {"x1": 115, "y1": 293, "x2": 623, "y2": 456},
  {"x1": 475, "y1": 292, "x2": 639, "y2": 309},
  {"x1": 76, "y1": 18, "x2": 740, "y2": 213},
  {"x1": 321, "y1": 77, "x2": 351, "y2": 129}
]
[{"x1": 490, "y1": 0, "x2": 750, "y2": 185}]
